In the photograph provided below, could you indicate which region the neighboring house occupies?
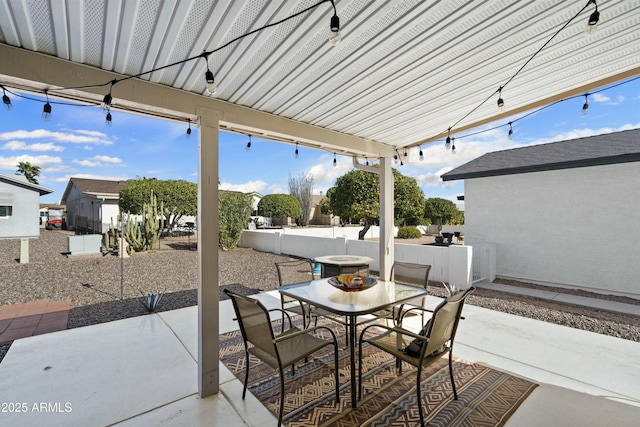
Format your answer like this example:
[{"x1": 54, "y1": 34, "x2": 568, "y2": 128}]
[
  {"x1": 309, "y1": 194, "x2": 340, "y2": 226},
  {"x1": 61, "y1": 178, "x2": 128, "y2": 233},
  {"x1": 441, "y1": 128, "x2": 640, "y2": 298},
  {"x1": 0, "y1": 174, "x2": 53, "y2": 239}
]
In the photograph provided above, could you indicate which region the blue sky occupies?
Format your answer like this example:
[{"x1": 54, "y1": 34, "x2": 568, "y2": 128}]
[{"x1": 1, "y1": 77, "x2": 639, "y2": 205}]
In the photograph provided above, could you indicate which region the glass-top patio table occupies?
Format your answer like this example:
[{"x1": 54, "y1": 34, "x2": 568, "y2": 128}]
[{"x1": 279, "y1": 278, "x2": 428, "y2": 408}]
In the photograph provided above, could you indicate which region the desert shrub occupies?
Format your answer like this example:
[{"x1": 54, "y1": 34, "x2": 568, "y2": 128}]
[{"x1": 397, "y1": 226, "x2": 422, "y2": 239}]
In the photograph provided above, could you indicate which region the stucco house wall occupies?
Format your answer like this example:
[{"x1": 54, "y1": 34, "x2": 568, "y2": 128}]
[
  {"x1": 0, "y1": 174, "x2": 53, "y2": 239},
  {"x1": 442, "y1": 128, "x2": 640, "y2": 298},
  {"x1": 62, "y1": 178, "x2": 127, "y2": 233},
  {"x1": 465, "y1": 162, "x2": 639, "y2": 297}
]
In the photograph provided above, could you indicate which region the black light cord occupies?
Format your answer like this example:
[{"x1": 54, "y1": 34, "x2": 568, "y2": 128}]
[
  {"x1": 54, "y1": 0, "x2": 333, "y2": 92},
  {"x1": 447, "y1": 0, "x2": 596, "y2": 133}
]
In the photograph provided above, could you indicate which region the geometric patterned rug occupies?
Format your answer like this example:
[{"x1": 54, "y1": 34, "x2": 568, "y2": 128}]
[{"x1": 219, "y1": 319, "x2": 537, "y2": 427}]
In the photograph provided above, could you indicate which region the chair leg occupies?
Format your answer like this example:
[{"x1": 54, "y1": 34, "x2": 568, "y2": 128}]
[
  {"x1": 278, "y1": 369, "x2": 285, "y2": 426},
  {"x1": 448, "y1": 352, "x2": 458, "y2": 400},
  {"x1": 417, "y1": 365, "x2": 425, "y2": 426},
  {"x1": 358, "y1": 338, "x2": 363, "y2": 399},
  {"x1": 243, "y1": 350, "x2": 250, "y2": 400},
  {"x1": 333, "y1": 342, "x2": 340, "y2": 404}
]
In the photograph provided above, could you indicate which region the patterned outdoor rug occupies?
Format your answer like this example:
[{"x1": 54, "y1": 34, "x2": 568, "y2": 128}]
[{"x1": 220, "y1": 320, "x2": 537, "y2": 426}]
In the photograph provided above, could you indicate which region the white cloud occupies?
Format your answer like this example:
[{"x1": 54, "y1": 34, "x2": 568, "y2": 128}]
[
  {"x1": 0, "y1": 129, "x2": 114, "y2": 145},
  {"x1": 592, "y1": 93, "x2": 625, "y2": 105},
  {"x1": 220, "y1": 180, "x2": 268, "y2": 193},
  {"x1": 48, "y1": 173, "x2": 130, "y2": 183},
  {"x1": 1, "y1": 140, "x2": 64, "y2": 152},
  {"x1": 72, "y1": 155, "x2": 124, "y2": 167},
  {"x1": 0, "y1": 154, "x2": 62, "y2": 171},
  {"x1": 530, "y1": 123, "x2": 640, "y2": 145},
  {"x1": 592, "y1": 93, "x2": 610, "y2": 102}
]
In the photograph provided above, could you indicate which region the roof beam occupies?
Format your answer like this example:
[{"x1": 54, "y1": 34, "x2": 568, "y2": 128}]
[{"x1": 0, "y1": 43, "x2": 393, "y2": 159}]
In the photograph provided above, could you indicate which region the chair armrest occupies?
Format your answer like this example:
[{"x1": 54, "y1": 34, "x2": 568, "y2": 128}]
[
  {"x1": 358, "y1": 323, "x2": 430, "y2": 346},
  {"x1": 273, "y1": 325, "x2": 338, "y2": 346},
  {"x1": 267, "y1": 308, "x2": 293, "y2": 330},
  {"x1": 398, "y1": 306, "x2": 434, "y2": 325}
]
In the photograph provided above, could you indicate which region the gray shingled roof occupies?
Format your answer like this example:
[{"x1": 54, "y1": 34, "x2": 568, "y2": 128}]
[
  {"x1": 61, "y1": 178, "x2": 129, "y2": 203},
  {"x1": 70, "y1": 178, "x2": 128, "y2": 195},
  {"x1": 441, "y1": 128, "x2": 640, "y2": 182}
]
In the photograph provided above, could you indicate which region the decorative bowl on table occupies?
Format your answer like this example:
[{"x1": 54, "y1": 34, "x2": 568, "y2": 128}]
[{"x1": 328, "y1": 275, "x2": 377, "y2": 292}]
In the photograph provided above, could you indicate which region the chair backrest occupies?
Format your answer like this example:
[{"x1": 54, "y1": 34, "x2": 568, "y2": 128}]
[
  {"x1": 423, "y1": 286, "x2": 474, "y2": 356},
  {"x1": 224, "y1": 289, "x2": 278, "y2": 360},
  {"x1": 391, "y1": 261, "x2": 431, "y2": 289},
  {"x1": 275, "y1": 259, "x2": 314, "y2": 287}
]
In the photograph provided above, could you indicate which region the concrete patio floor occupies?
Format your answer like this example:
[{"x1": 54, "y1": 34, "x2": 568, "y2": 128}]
[{"x1": 1, "y1": 291, "x2": 639, "y2": 426}]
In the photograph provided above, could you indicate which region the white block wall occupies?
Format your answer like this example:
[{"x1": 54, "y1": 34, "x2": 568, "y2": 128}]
[{"x1": 464, "y1": 162, "x2": 640, "y2": 298}]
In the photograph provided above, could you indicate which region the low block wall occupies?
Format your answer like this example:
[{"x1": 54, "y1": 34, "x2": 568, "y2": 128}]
[{"x1": 239, "y1": 229, "x2": 472, "y2": 287}]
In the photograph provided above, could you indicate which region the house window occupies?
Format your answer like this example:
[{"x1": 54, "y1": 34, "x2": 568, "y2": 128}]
[{"x1": 0, "y1": 205, "x2": 12, "y2": 217}]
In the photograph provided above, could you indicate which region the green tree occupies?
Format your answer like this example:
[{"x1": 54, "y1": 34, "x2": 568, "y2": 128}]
[
  {"x1": 424, "y1": 197, "x2": 460, "y2": 225},
  {"x1": 324, "y1": 168, "x2": 424, "y2": 239},
  {"x1": 15, "y1": 161, "x2": 41, "y2": 184},
  {"x1": 219, "y1": 191, "x2": 253, "y2": 249},
  {"x1": 257, "y1": 194, "x2": 301, "y2": 221},
  {"x1": 393, "y1": 172, "x2": 425, "y2": 226},
  {"x1": 119, "y1": 178, "x2": 197, "y2": 231},
  {"x1": 288, "y1": 173, "x2": 314, "y2": 226}
]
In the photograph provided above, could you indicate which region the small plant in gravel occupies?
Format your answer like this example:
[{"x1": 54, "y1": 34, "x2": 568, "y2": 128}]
[{"x1": 138, "y1": 292, "x2": 164, "y2": 312}]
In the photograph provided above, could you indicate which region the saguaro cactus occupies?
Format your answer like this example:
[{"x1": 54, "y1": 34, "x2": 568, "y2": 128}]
[{"x1": 124, "y1": 191, "x2": 165, "y2": 253}]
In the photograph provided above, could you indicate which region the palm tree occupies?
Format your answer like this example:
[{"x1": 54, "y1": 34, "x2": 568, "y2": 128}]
[{"x1": 16, "y1": 161, "x2": 41, "y2": 184}]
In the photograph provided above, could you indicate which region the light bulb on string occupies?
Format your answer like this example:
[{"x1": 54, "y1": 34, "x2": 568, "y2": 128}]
[
  {"x1": 333, "y1": 153, "x2": 337, "y2": 167},
  {"x1": 2, "y1": 87, "x2": 12, "y2": 111},
  {"x1": 105, "y1": 109, "x2": 113, "y2": 127},
  {"x1": 295, "y1": 142, "x2": 299, "y2": 158},
  {"x1": 419, "y1": 147, "x2": 424, "y2": 161},
  {"x1": 365, "y1": 157, "x2": 369, "y2": 166},
  {"x1": 508, "y1": 122, "x2": 514, "y2": 139},
  {"x1": 203, "y1": 55, "x2": 217, "y2": 95},
  {"x1": 497, "y1": 86, "x2": 505, "y2": 110},
  {"x1": 445, "y1": 128, "x2": 451, "y2": 150},
  {"x1": 102, "y1": 81, "x2": 115, "y2": 110},
  {"x1": 585, "y1": 0, "x2": 599, "y2": 35},
  {"x1": 451, "y1": 138, "x2": 456, "y2": 153},
  {"x1": 329, "y1": 1, "x2": 341, "y2": 46},
  {"x1": 186, "y1": 120, "x2": 192, "y2": 139},
  {"x1": 246, "y1": 135, "x2": 252, "y2": 151},
  {"x1": 42, "y1": 90, "x2": 52, "y2": 121},
  {"x1": 582, "y1": 94, "x2": 589, "y2": 115}
]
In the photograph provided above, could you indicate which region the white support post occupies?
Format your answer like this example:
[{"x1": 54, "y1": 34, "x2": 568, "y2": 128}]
[
  {"x1": 197, "y1": 107, "x2": 221, "y2": 397},
  {"x1": 379, "y1": 157, "x2": 394, "y2": 280}
]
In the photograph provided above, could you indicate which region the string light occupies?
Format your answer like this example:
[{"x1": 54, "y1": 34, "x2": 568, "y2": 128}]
[
  {"x1": 451, "y1": 138, "x2": 456, "y2": 153},
  {"x1": 42, "y1": 90, "x2": 51, "y2": 121},
  {"x1": 204, "y1": 56, "x2": 217, "y2": 95},
  {"x1": 246, "y1": 134, "x2": 252, "y2": 151},
  {"x1": 445, "y1": 128, "x2": 451, "y2": 150},
  {"x1": 497, "y1": 86, "x2": 504, "y2": 110},
  {"x1": 329, "y1": 0, "x2": 341, "y2": 45},
  {"x1": 102, "y1": 80, "x2": 115, "y2": 110},
  {"x1": 186, "y1": 119, "x2": 192, "y2": 139},
  {"x1": 419, "y1": 146, "x2": 424, "y2": 161},
  {"x1": 586, "y1": 0, "x2": 599, "y2": 34},
  {"x1": 2, "y1": 86, "x2": 11, "y2": 110},
  {"x1": 105, "y1": 109, "x2": 112, "y2": 127},
  {"x1": 295, "y1": 142, "x2": 299, "y2": 158},
  {"x1": 333, "y1": 153, "x2": 337, "y2": 167},
  {"x1": 508, "y1": 122, "x2": 513, "y2": 139},
  {"x1": 365, "y1": 157, "x2": 369, "y2": 166},
  {"x1": 582, "y1": 94, "x2": 589, "y2": 115}
]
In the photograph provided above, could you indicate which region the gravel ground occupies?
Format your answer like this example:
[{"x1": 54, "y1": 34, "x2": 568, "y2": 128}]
[{"x1": 1, "y1": 229, "x2": 639, "y2": 362}]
